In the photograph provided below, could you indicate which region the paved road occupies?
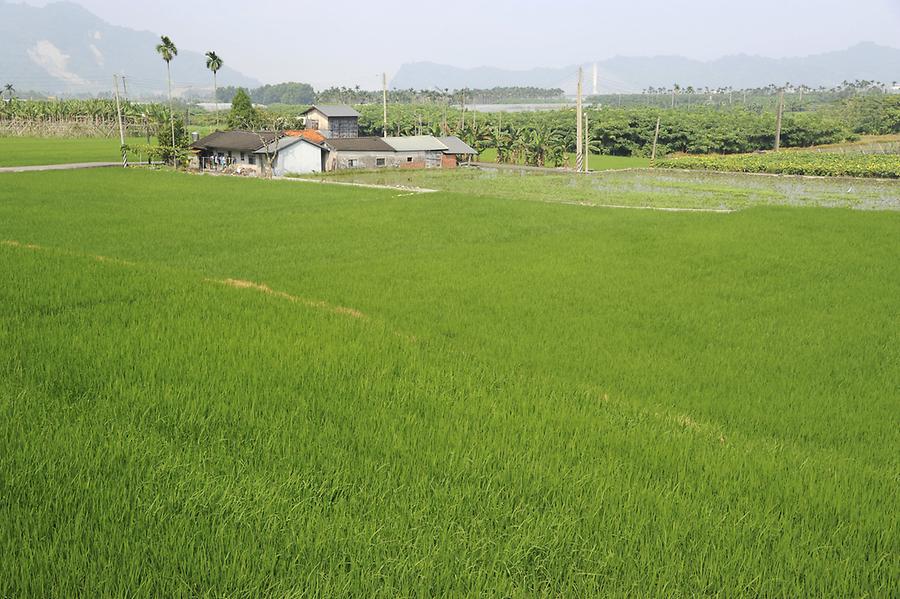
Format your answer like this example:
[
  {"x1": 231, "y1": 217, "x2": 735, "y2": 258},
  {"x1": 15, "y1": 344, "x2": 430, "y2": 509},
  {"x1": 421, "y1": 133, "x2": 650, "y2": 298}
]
[{"x1": 0, "y1": 162, "x2": 121, "y2": 173}]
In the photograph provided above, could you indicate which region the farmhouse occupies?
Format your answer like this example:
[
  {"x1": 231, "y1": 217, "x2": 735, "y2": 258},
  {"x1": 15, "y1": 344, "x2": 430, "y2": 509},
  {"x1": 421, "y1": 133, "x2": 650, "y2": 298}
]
[
  {"x1": 191, "y1": 130, "x2": 278, "y2": 170},
  {"x1": 300, "y1": 105, "x2": 360, "y2": 138},
  {"x1": 191, "y1": 130, "x2": 476, "y2": 176},
  {"x1": 322, "y1": 137, "x2": 396, "y2": 170},
  {"x1": 192, "y1": 130, "x2": 326, "y2": 175},
  {"x1": 320, "y1": 135, "x2": 465, "y2": 171}
]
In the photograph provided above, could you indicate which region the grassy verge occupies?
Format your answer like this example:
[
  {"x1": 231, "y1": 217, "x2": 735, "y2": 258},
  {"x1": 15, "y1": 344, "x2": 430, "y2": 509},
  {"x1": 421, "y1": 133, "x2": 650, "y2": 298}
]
[
  {"x1": 655, "y1": 151, "x2": 900, "y2": 178},
  {"x1": 1, "y1": 169, "x2": 898, "y2": 595}
]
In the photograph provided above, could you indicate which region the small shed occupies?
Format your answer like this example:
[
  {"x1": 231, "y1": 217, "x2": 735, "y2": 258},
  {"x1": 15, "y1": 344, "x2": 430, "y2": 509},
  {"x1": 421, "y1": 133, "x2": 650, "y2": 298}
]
[
  {"x1": 254, "y1": 136, "x2": 326, "y2": 176},
  {"x1": 300, "y1": 105, "x2": 360, "y2": 139},
  {"x1": 438, "y1": 136, "x2": 479, "y2": 167}
]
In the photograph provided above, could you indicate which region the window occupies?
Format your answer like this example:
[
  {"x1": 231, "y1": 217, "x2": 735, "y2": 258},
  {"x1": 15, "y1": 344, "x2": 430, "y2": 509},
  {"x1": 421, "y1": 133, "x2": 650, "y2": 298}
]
[
  {"x1": 248, "y1": 155, "x2": 255, "y2": 165},
  {"x1": 240, "y1": 152, "x2": 246, "y2": 161},
  {"x1": 407, "y1": 156, "x2": 413, "y2": 162},
  {"x1": 376, "y1": 158, "x2": 386, "y2": 167},
  {"x1": 307, "y1": 119, "x2": 319, "y2": 130},
  {"x1": 348, "y1": 159, "x2": 358, "y2": 167}
]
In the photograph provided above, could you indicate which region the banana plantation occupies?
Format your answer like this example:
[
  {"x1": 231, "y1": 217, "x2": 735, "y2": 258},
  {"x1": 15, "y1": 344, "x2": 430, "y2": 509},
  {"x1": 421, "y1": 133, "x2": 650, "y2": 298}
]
[{"x1": 0, "y1": 99, "x2": 168, "y2": 138}]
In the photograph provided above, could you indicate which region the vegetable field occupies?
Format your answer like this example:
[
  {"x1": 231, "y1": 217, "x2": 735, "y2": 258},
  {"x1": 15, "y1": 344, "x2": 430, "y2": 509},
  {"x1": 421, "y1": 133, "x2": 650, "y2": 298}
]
[
  {"x1": 1, "y1": 169, "x2": 898, "y2": 596},
  {"x1": 656, "y1": 151, "x2": 900, "y2": 178}
]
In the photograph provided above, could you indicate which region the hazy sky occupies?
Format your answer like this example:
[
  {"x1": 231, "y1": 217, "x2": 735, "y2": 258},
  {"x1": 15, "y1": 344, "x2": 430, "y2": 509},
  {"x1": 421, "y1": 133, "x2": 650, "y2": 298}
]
[{"x1": 18, "y1": 0, "x2": 900, "y2": 87}]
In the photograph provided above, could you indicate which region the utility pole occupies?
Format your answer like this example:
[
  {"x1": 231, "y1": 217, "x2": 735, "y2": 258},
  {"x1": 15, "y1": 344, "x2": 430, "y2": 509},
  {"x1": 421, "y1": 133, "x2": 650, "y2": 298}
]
[
  {"x1": 584, "y1": 112, "x2": 590, "y2": 173},
  {"x1": 774, "y1": 87, "x2": 785, "y2": 151},
  {"x1": 576, "y1": 66, "x2": 583, "y2": 173},
  {"x1": 142, "y1": 112, "x2": 150, "y2": 165},
  {"x1": 459, "y1": 89, "x2": 465, "y2": 132},
  {"x1": 651, "y1": 116, "x2": 661, "y2": 161},
  {"x1": 113, "y1": 75, "x2": 128, "y2": 168},
  {"x1": 382, "y1": 72, "x2": 388, "y2": 138},
  {"x1": 121, "y1": 75, "x2": 128, "y2": 103}
]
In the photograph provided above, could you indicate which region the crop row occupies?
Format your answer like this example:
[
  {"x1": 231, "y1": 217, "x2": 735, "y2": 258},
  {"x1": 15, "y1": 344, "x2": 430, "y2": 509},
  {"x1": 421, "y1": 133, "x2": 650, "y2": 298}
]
[{"x1": 655, "y1": 151, "x2": 900, "y2": 178}]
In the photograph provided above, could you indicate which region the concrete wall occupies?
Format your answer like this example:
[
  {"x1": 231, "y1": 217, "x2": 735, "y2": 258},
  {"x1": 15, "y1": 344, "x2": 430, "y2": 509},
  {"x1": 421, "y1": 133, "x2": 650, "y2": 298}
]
[
  {"x1": 326, "y1": 149, "x2": 447, "y2": 171},
  {"x1": 274, "y1": 142, "x2": 324, "y2": 176},
  {"x1": 304, "y1": 108, "x2": 330, "y2": 131},
  {"x1": 206, "y1": 147, "x2": 258, "y2": 166},
  {"x1": 327, "y1": 150, "x2": 394, "y2": 171}
]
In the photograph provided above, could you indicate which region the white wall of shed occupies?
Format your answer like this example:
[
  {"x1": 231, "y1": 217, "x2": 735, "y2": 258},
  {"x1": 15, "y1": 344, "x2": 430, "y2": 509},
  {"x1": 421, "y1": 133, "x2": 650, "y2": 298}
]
[{"x1": 275, "y1": 142, "x2": 323, "y2": 176}]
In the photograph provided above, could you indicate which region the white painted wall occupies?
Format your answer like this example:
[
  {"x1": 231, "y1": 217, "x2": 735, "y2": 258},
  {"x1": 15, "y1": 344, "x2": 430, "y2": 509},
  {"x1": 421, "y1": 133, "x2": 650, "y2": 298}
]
[{"x1": 274, "y1": 141, "x2": 323, "y2": 176}]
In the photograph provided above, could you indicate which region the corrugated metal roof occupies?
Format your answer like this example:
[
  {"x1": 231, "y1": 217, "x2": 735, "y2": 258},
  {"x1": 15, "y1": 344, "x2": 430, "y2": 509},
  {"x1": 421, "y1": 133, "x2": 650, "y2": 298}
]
[
  {"x1": 324, "y1": 137, "x2": 394, "y2": 152},
  {"x1": 383, "y1": 136, "x2": 449, "y2": 152},
  {"x1": 301, "y1": 104, "x2": 361, "y2": 118},
  {"x1": 192, "y1": 130, "x2": 279, "y2": 152},
  {"x1": 438, "y1": 136, "x2": 478, "y2": 155}
]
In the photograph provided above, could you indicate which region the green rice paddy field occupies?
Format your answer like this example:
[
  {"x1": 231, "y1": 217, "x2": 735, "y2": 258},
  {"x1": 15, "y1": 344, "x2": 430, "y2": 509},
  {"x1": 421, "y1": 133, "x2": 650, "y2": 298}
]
[
  {"x1": 0, "y1": 136, "x2": 154, "y2": 167},
  {"x1": 1, "y1": 169, "x2": 898, "y2": 596}
]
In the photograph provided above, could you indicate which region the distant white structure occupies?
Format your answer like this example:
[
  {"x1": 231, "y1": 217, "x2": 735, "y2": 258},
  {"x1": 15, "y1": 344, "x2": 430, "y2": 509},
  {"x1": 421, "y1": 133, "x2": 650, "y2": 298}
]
[{"x1": 195, "y1": 102, "x2": 267, "y2": 112}]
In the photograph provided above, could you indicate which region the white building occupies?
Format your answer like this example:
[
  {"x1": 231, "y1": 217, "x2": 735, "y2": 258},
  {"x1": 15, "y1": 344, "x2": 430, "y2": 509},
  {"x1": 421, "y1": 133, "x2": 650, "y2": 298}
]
[{"x1": 255, "y1": 136, "x2": 326, "y2": 176}]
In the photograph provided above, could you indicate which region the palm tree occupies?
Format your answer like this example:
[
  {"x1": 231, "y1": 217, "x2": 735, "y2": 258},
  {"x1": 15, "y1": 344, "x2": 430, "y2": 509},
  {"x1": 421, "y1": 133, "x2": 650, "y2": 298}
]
[
  {"x1": 205, "y1": 51, "x2": 223, "y2": 129},
  {"x1": 3, "y1": 83, "x2": 14, "y2": 102},
  {"x1": 155, "y1": 35, "x2": 178, "y2": 149}
]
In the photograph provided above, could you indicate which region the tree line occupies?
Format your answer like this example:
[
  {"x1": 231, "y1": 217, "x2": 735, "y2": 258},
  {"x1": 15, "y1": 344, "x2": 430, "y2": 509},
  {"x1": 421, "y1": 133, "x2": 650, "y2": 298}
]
[
  {"x1": 215, "y1": 85, "x2": 566, "y2": 106},
  {"x1": 348, "y1": 96, "x2": 900, "y2": 166}
]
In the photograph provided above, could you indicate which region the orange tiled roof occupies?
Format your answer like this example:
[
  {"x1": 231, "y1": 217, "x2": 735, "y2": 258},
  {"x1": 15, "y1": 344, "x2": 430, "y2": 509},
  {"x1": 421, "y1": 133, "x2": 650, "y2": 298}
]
[{"x1": 285, "y1": 129, "x2": 326, "y2": 144}]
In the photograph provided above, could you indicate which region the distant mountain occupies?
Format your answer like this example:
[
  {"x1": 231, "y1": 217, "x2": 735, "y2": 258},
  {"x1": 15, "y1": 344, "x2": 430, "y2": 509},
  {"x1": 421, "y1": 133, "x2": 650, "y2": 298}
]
[
  {"x1": 0, "y1": 0, "x2": 259, "y2": 96},
  {"x1": 391, "y1": 43, "x2": 900, "y2": 93}
]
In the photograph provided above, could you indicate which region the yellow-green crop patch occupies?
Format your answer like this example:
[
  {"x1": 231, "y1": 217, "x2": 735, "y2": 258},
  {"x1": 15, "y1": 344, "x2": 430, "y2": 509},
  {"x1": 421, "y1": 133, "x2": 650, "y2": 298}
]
[
  {"x1": 656, "y1": 151, "x2": 900, "y2": 178},
  {"x1": 1, "y1": 169, "x2": 898, "y2": 596}
]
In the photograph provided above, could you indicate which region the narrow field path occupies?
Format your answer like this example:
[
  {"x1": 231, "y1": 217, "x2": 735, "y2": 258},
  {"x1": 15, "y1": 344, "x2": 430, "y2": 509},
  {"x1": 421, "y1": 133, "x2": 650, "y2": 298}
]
[
  {"x1": 0, "y1": 162, "x2": 121, "y2": 173},
  {"x1": 276, "y1": 176, "x2": 438, "y2": 194}
]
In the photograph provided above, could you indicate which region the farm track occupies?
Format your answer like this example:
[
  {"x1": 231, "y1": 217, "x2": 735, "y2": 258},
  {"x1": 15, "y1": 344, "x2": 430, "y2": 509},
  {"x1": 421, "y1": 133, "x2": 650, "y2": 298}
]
[
  {"x1": 0, "y1": 162, "x2": 121, "y2": 173},
  {"x1": 277, "y1": 175, "x2": 438, "y2": 194}
]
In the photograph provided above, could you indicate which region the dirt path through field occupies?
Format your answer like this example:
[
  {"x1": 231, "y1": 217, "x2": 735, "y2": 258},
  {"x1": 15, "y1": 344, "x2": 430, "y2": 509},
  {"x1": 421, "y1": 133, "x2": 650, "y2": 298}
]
[{"x1": 0, "y1": 162, "x2": 121, "y2": 173}]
